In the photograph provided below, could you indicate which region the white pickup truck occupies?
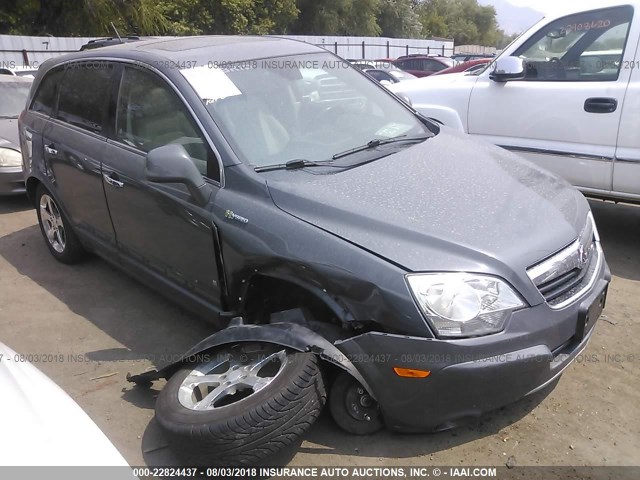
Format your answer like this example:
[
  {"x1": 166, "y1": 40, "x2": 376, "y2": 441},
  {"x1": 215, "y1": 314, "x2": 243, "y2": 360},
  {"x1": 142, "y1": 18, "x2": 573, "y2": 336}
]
[{"x1": 392, "y1": 1, "x2": 640, "y2": 203}]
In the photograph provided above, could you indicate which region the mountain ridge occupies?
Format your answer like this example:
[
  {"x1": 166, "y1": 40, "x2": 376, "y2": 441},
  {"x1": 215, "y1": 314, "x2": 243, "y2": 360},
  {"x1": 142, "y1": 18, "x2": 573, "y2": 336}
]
[{"x1": 479, "y1": 0, "x2": 544, "y2": 34}]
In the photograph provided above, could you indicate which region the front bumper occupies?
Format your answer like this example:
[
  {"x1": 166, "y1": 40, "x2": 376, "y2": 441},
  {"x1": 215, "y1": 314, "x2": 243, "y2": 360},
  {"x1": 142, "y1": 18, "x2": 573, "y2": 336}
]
[
  {"x1": 0, "y1": 167, "x2": 26, "y2": 195},
  {"x1": 336, "y1": 262, "x2": 610, "y2": 432}
]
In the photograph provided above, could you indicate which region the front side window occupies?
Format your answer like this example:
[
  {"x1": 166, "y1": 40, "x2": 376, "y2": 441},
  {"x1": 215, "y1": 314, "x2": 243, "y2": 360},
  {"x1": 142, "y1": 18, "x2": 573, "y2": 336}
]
[
  {"x1": 180, "y1": 53, "x2": 431, "y2": 169},
  {"x1": 30, "y1": 68, "x2": 64, "y2": 117},
  {"x1": 515, "y1": 6, "x2": 633, "y2": 81},
  {"x1": 57, "y1": 62, "x2": 113, "y2": 133},
  {"x1": 115, "y1": 66, "x2": 218, "y2": 180}
]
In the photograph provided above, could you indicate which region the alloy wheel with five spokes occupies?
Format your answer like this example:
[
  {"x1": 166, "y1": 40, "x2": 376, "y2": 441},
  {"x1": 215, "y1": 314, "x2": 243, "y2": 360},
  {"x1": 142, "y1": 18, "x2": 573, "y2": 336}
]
[{"x1": 39, "y1": 193, "x2": 66, "y2": 253}]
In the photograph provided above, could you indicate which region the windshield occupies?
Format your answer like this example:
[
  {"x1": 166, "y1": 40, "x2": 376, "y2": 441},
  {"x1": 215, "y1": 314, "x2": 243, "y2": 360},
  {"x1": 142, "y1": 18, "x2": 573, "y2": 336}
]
[
  {"x1": 181, "y1": 53, "x2": 430, "y2": 168},
  {"x1": 0, "y1": 81, "x2": 31, "y2": 117}
]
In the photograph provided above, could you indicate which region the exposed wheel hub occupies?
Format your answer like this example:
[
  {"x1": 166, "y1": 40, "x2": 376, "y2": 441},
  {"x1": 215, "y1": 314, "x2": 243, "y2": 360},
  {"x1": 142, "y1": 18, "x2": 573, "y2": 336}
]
[{"x1": 345, "y1": 383, "x2": 379, "y2": 422}]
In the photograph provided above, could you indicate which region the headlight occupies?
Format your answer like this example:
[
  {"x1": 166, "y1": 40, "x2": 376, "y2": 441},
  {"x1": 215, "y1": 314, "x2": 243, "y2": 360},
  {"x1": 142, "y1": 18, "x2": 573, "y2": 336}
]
[
  {"x1": 0, "y1": 148, "x2": 22, "y2": 168},
  {"x1": 406, "y1": 273, "x2": 525, "y2": 338}
]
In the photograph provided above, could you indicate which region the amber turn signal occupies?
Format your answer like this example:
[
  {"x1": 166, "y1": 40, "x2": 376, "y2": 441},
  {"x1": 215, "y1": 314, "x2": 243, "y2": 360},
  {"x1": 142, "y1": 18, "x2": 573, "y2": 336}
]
[{"x1": 393, "y1": 367, "x2": 431, "y2": 378}]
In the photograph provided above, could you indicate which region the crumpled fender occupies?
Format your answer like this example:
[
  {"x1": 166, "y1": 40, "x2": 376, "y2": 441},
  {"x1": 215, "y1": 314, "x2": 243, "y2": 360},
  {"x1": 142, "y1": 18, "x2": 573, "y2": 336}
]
[{"x1": 127, "y1": 322, "x2": 374, "y2": 397}]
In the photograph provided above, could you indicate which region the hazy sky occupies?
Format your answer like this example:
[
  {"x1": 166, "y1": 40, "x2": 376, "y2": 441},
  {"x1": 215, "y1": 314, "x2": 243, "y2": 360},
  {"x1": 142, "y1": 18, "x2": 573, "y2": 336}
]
[{"x1": 507, "y1": 0, "x2": 609, "y2": 15}]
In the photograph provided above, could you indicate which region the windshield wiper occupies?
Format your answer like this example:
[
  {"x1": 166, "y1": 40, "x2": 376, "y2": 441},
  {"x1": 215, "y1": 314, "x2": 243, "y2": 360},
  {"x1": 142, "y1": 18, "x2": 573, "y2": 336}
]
[
  {"x1": 254, "y1": 158, "x2": 335, "y2": 173},
  {"x1": 0, "y1": 115, "x2": 19, "y2": 119},
  {"x1": 331, "y1": 134, "x2": 430, "y2": 160}
]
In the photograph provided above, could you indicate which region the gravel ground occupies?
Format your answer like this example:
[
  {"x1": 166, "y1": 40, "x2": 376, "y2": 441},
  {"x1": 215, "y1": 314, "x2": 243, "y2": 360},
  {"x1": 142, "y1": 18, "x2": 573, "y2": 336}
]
[{"x1": 0, "y1": 195, "x2": 638, "y2": 473}]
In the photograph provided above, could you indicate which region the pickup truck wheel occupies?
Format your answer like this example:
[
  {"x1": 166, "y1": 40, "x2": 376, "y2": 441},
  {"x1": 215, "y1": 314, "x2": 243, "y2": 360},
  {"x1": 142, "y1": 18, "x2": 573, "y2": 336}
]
[
  {"x1": 329, "y1": 371, "x2": 384, "y2": 435},
  {"x1": 35, "y1": 185, "x2": 87, "y2": 264},
  {"x1": 155, "y1": 343, "x2": 326, "y2": 466}
]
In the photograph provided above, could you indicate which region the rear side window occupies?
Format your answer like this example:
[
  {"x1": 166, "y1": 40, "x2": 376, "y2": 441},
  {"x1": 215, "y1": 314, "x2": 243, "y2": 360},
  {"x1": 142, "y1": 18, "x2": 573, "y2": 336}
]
[
  {"x1": 115, "y1": 66, "x2": 219, "y2": 181},
  {"x1": 425, "y1": 59, "x2": 447, "y2": 72},
  {"x1": 30, "y1": 68, "x2": 64, "y2": 116},
  {"x1": 56, "y1": 62, "x2": 114, "y2": 134}
]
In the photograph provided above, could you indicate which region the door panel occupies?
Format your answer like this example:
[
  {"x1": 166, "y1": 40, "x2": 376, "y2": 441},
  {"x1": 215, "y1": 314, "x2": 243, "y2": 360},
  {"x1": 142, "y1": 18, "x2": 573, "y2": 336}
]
[
  {"x1": 613, "y1": 34, "x2": 640, "y2": 197},
  {"x1": 43, "y1": 121, "x2": 115, "y2": 246},
  {"x1": 468, "y1": 5, "x2": 635, "y2": 191},
  {"x1": 42, "y1": 62, "x2": 117, "y2": 247},
  {"x1": 101, "y1": 142, "x2": 222, "y2": 303},
  {"x1": 102, "y1": 65, "x2": 222, "y2": 307}
]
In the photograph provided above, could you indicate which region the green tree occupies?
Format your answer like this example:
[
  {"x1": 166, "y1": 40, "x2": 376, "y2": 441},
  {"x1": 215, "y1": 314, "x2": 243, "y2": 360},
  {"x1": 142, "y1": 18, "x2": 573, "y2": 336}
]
[
  {"x1": 377, "y1": 0, "x2": 422, "y2": 37},
  {"x1": 0, "y1": 0, "x2": 168, "y2": 36},
  {"x1": 159, "y1": 0, "x2": 298, "y2": 35},
  {"x1": 496, "y1": 29, "x2": 519, "y2": 49},
  {"x1": 416, "y1": 0, "x2": 500, "y2": 44},
  {"x1": 291, "y1": 0, "x2": 381, "y2": 35},
  {"x1": 415, "y1": 0, "x2": 449, "y2": 38}
]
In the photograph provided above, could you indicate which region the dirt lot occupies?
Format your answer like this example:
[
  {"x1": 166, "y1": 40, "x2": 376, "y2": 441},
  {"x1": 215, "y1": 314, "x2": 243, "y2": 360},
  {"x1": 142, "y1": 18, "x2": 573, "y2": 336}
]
[{"x1": 0, "y1": 195, "x2": 638, "y2": 470}]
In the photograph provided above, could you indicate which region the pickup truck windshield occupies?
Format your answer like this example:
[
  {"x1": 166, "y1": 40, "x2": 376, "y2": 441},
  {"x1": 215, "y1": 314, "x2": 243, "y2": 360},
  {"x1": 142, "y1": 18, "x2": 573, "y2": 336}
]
[{"x1": 181, "y1": 53, "x2": 431, "y2": 168}]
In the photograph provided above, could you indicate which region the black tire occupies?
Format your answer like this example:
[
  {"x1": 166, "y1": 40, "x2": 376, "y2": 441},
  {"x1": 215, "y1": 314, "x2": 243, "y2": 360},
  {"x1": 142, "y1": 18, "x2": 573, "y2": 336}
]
[
  {"x1": 35, "y1": 185, "x2": 87, "y2": 264},
  {"x1": 329, "y1": 371, "x2": 384, "y2": 435},
  {"x1": 155, "y1": 343, "x2": 326, "y2": 466}
]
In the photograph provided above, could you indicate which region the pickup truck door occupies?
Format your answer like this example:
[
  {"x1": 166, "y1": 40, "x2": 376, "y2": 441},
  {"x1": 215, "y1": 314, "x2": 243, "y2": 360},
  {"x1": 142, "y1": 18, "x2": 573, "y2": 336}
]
[
  {"x1": 467, "y1": 5, "x2": 636, "y2": 194},
  {"x1": 613, "y1": 30, "x2": 640, "y2": 200}
]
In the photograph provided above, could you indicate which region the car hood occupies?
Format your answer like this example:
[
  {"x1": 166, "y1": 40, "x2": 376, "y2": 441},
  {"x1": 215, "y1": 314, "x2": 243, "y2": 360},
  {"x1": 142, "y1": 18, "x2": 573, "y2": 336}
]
[
  {"x1": 0, "y1": 118, "x2": 20, "y2": 150},
  {"x1": 0, "y1": 342, "x2": 131, "y2": 467},
  {"x1": 266, "y1": 129, "x2": 589, "y2": 291}
]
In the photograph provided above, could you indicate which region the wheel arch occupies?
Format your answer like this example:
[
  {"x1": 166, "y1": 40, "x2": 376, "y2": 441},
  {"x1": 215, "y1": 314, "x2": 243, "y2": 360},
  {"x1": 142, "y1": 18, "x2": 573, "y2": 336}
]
[
  {"x1": 127, "y1": 322, "x2": 375, "y2": 399},
  {"x1": 239, "y1": 272, "x2": 356, "y2": 327}
]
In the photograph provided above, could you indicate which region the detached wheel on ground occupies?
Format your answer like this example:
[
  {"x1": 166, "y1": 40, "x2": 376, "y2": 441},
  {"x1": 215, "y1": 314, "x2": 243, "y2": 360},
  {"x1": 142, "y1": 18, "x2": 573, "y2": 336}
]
[
  {"x1": 155, "y1": 342, "x2": 326, "y2": 466},
  {"x1": 35, "y1": 185, "x2": 87, "y2": 264},
  {"x1": 329, "y1": 371, "x2": 384, "y2": 435}
]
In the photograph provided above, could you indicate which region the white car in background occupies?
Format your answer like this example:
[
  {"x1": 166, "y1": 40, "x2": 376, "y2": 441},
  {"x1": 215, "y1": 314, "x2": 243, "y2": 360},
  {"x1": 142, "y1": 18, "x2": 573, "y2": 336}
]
[
  {"x1": 392, "y1": 1, "x2": 640, "y2": 204},
  {"x1": 0, "y1": 342, "x2": 131, "y2": 467}
]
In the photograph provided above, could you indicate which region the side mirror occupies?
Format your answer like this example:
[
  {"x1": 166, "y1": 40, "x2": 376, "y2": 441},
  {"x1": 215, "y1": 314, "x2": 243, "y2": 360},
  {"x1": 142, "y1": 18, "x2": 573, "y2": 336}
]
[
  {"x1": 145, "y1": 143, "x2": 212, "y2": 206},
  {"x1": 489, "y1": 56, "x2": 526, "y2": 82}
]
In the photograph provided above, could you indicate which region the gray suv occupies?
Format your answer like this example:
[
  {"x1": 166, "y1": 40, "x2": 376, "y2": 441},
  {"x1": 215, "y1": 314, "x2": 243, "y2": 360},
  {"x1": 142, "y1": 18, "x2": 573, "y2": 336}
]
[{"x1": 19, "y1": 36, "x2": 610, "y2": 466}]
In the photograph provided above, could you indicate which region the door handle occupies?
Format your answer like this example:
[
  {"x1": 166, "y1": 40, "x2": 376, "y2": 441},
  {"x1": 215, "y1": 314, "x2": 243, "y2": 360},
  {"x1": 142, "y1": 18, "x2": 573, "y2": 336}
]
[
  {"x1": 44, "y1": 144, "x2": 58, "y2": 155},
  {"x1": 103, "y1": 172, "x2": 124, "y2": 188},
  {"x1": 584, "y1": 97, "x2": 618, "y2": 114}
]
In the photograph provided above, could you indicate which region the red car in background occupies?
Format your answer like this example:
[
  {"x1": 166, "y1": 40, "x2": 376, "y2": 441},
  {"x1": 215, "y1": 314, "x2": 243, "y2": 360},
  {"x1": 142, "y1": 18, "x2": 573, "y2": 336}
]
[
  {"x1": 393, "y1": 54, "x2": 454, "y2": 77},
  {"x1": 432, "y1": 58, "x2": 493, "y2": 76}
]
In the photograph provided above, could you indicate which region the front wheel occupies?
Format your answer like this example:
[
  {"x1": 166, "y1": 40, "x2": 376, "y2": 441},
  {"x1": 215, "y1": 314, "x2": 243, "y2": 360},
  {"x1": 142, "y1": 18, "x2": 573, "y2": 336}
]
[
  {"x1": 155, "y1": 343, "x2": 326, "y2": 466},
  {"x1": 329, "y1": 371, "x2": 384, "y2": 435}
]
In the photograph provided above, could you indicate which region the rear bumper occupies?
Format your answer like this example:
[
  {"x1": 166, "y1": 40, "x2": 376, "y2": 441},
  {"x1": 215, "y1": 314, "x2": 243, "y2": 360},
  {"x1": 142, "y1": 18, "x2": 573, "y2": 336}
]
[
  {"x1": 336, "y1": 267, "x2": 610, "y2": 432},
  {"x1": 0, "y1": 167, "x2": 25, "y2": 195}
]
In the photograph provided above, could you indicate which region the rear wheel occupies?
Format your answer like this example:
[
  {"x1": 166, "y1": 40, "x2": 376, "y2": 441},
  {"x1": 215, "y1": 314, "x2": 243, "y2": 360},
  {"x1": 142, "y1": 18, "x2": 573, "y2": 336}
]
[
  {"x1": 155, "y1": 343, "x2": 326, "y2": 466},
  {"x1": 35, "y1": 185, "x2": 87, "y2": 264}
]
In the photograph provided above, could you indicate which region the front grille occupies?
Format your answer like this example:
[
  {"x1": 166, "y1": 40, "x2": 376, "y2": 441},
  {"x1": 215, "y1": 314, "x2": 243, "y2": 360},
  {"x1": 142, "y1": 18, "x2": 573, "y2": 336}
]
[{"x1": 527, "y1": 214, "x2": 601, "y2": 309}]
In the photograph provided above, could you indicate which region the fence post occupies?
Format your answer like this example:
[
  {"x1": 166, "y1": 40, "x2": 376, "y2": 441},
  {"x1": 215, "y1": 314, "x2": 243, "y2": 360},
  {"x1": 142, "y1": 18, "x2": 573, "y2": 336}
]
[
  {"x1": 334, "y1": 42, "x2": 338, "y2": 54},
  {"x1": 22, "y1": 49, "x2": 29, "y2": 66},
  {"x1": 442, "y1": 45, "x2": 445, "y2": 56},
  {"x1": 386, "y1": 41, "x2": 390, "y2": 58},
  {"x1": 406, "y1": 44, "x2": 409, "y2": 56},
  {"x1": 427, "y1": 46, "x2": 430, "y2": 55},
  {"x1": 362, "y1": 41, "x2": 365, "y2": 59}
]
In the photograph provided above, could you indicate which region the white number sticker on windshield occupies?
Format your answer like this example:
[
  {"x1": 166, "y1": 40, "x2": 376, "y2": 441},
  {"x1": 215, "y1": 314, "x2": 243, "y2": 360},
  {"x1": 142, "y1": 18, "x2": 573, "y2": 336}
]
[{"x1": 180, "y1": 66, "x2": 242, "y2": 103}]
